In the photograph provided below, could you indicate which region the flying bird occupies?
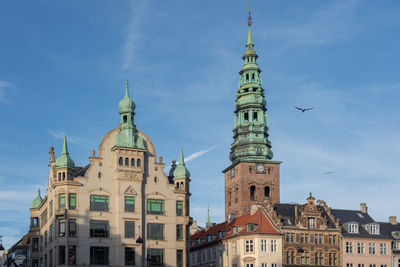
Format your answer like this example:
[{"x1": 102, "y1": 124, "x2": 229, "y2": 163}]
[
  {"x1": 323, "y1": 171, "x2": 334, "y2": 175},
  {"x1": 295, "y1": 106, "x2": 314, "y2": 112}
]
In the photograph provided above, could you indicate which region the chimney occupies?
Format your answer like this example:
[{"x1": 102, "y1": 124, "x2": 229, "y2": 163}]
[
  {"x1": 389, "y1": 216, "x2": 397, "y2": 225},
  {"x1": 250, "y1": 205, "x2": 261, "y2": 215},
  {"x1": 360, "y1": 203, "x2": 368, "y2": 213},
  {"x1": 228, "y1": 214, "x2": 235, "y2": 223}
]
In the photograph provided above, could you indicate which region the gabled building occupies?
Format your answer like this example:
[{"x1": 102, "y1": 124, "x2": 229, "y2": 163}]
[
  {"x1": 331, "y1": 204, "x2": 391, "y2": 267},
  {"x1": 27, "y1": 83, "x2": 192, "y2": 267},
  {"x1": 378, "y1": 216, "x2": 400, "y2": 267},
  {"x1": 273, "y1": 194, "x2": 342, "y2": 267},
  {"x1": 189, "y1": 205, "x2": 283, "y2": 267}
]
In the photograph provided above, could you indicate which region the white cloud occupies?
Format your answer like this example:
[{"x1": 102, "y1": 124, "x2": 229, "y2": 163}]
[
  {"x1": 0, "y1": 80, "x2": 11, "y2": 102},
  {"x1": 48, "y1": 129, "x2": 85, "y2": 145}
]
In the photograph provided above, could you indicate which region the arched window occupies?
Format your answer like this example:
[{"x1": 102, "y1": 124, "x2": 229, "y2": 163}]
[
  {"x1": 118, "y1": 157, "x2": 123, "y2": 165},
  {"x1": 98, "y1": 172, "x2": 101, "y2": 179},
  {"x1": 228, "y1": 191, "x2": 232, "y2": 206},
  {"x1": 246, "y1": 74, "x2": 249, "y2": 82},
  {"x1": 250, "y1": 186, "x2": 256, "y2": 201},
  {"x1": 252, "y1": 73, "x2": 255, "y2": 82},
  {"x1": 253, "y1": 112, "x2": 258, "y2": 122},
  {"x1": 244, "y1": 112, "x2": 249, "y2": 122},
  {"x1": 264, "y1": 186, "x2": 270, "y2": 198},
  {"x1": 314, "y1": 250, "x2": 323, "y2": 265},
  {"x1": 286, "y1": 249, "x2": 295, "y2": 264},
  {"x1": 125, "y1": 158, "x2": 129, "y2": 166},
  {"x1": 62, "y1": 172, "x2": 66, "y2": 181},
  {"x1": 180, "y1": 182, "x2": 184, "y2": 188},
  {"x1": 137, "y1": 159, "x2": 141, "y2": 167},
  {"x1": 131, "y1": 158, "x2": 135, "y2": 167},
  {"x1": 175, "y1": 182, "x2": 179, "y2": 189},
  {"x1": 123, "y1": 115, "x2": 127, "y2": 123},
  {"x1": 58, "y1": 172, "x2": 61, "y2": 181}
]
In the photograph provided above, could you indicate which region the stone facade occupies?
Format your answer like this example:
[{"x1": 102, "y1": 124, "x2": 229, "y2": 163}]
[{"x1": 27, "y1": 84, "x2": 191, "y2": 267}]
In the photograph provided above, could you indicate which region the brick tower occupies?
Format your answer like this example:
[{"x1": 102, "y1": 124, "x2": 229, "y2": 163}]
[{"x1": 223, "y1": 10, "x2": 281, "y2": 220}]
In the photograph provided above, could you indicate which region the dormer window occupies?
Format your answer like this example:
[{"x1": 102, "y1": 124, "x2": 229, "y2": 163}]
[
  {"x1": 233, "y1": 226, "x2": 238, "y2": 235},
  {"x1": 367, "y1": 224, "x2": 380, "y2": 235},
  {"x1": 308, "y1": 218, "x2": 315, "y2": 229},
  {"x1": 207, "y1": 235, "x2": 213, "y2": 242},
  {"x1": 246, "y1": 223, "x2": 257, "y2": 232},
  {"x1": 348, "y1": 223, "x2": 359, "y2": 233},
  {"x1": 218, "y1": 231, "x2": 223, "y2": 239}
]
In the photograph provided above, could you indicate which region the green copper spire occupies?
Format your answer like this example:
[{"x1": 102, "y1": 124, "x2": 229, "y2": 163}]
[
  {"x1": 30, "y1": 189, "x2": 43, "y2": 209},
  {"x1": 115, "y1": 81, "x2": 145, "y2": 149},
  {"x1": 173, "y1": 148, "x2": 190, "y2": 178},
  {"x1": 55, "y1": 136, "x2": 75, "y2": 169},
  {"x1": 229, "y1": 11, "x2": 273, "y2": 164}
]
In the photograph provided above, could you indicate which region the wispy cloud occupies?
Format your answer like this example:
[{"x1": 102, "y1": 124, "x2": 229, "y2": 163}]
[
  {"x1": 48, "y1": 129, "x2": 85, "y2": 145},
  {"x1": 0, "y1": 80, "x2": 11, "y2": 102},
  {"x1": 122, "y1": 0, "x2": 148, "y2": 70},
  {"x1": 263, "y1": 0, "x2": 359, "y2": 51},
  {"x1": 185, "y1": 141, "x2": 229, "y2": 163}
]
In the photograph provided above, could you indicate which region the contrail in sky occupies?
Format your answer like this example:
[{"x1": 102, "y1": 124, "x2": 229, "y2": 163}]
[{"x1": 185, "y1": 140, "x2": 230, "y2": 163}]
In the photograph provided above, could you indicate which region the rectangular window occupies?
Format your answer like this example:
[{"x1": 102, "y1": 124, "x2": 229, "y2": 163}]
[
  {"x1": 49, "y1": 224, "x2": 53, "y2": 242},
  {"x1": 69, "y1": 193, "x2": 76, "y2": 210},
  {"x1": 147, "y1": 248, "x2": 164, "y2": 266},
  {"x1": 246, "y1": 264, "x2": 254, "y2": 267},
  {"x1": 177, "y1": 250, "x2": 183, "y2": 267},
  {"x1": 125, "y1": 196, "x2": 135, "y2": 212},
  {"x1": 147, "y1": 223, "x2": 164, "y2": 240},
  {"x1": 232, "y1": 241, "x2": 237, "y2": 255},
  {"x1": 90, "y1": 246, "x2": 109, "y2": 265},
  {"x1": 329, "y1": 234, "x2": 332, "y2": 244},
  {"x1": 49, "y1": 200, "x2": 53, "y2": 217},
  {"x1": 90, "y1": 195, "x2": 109, "y2": 211},
  {"x1": 301, "y1": 233, "x2": 305, "y2": 243},
  {"x1": 90, "y1": 220, "x2": 109, "y2": 238},
  {"x1": 32, "y1": 238, "x2": 39, "y2": 252},
  {"x1": 319, "y1": 234, "x2": 323, "y2": 244},
  {"x1": 271, "y1": 240, "x2": 277, "y2": 252},
  {"x1": 346, "y1": 241, "x2": 353, "y2": 253},
  {"x1": 245, "y1": 239, "x2": 254, "y2": 253},
  {"x1": 308, "y1": 217, "x2": 315, "y2": 229},
  {"x1": 59, "y1": 194, "x2": 66, "y2": 210},
  {"x1": 380, "y1": 243, "x2": 387, "y2": 255},
  {"x1": 68, "y1": 246, "x2": 76, "y2": 265},
  {"x1": 59, "y1": 219, "x2": 66, "y2": 237},
  {"x1": 125, "y1": 247, "x2": 135, "y2": 266},
  {"x1": 176, "y1": 224, "x2": 183, "y2": 240},
  {"x1": 369, "y1": 243, "x2": 376, "y2": 254},
  {"x1": 285, "y1": 233, "x2": 290, "y2": 242},
  {"x1": 125, "y1": 221, "x2": 135, "y2": 238},
  {"x1": 176, "y1": 200, "x2": 183, "y2": 216},
  {"x1": 147, "y1": 199, "x2": 164, "y2": 215},
  {"x1": 305, "y1": 234, "x2": 309, "y2": 243},
  {"x1": 58, "y1": 246, "x2": 66, "y2": 265},
  {"x1": 41, "y1": 208, "x2": 48, "y2": 226},
  {"x1": 261, "y1": 239, "x2": 267, "y2": 252},
  {"x1": 358, "y1": 242, "x2": 365, "y2": 254},
  {"x1": 333, "y1": 235, "x2": 337, "y2": 244},
  {"x1": 347, "y1": 264, "x2": 353, "y2": 267},
  {"x1": 49, "y1": 249, "x2": 53, "y2": 267},
  {"x1": 69, "y1": 219, "x2": 76, "y2": 237}
]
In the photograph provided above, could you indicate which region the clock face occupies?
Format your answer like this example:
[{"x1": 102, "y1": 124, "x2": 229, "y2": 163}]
[{"x1": 257, "y1": 165, "x2": 264, "y2": 173}]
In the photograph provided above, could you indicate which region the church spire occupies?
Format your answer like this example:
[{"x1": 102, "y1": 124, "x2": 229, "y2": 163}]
[
  {"x1": 55, "y1": 136, "x2": 75, "y2": 169},
  {"x1": 229, "y1": 9, "x2": 273, "y2": 163}
]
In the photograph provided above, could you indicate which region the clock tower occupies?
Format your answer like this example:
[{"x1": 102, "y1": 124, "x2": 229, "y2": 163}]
[{"x1": 223, "y1": 10, "x2": 281, "y2": 220}]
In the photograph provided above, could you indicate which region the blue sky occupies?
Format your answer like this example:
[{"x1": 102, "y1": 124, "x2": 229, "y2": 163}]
[{"x1": 1, "y1": 0, "x2": 400, "y2": 248}]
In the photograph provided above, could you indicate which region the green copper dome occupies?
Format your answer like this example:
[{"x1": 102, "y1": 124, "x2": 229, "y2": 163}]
[
  {"x1": 119, "y1": 81, "x2": 136, "y2": 113},
  {"x1": 30, "y1": 189, "x2": 43, "y2": 209},
  {"x1": 173, "y1": 148, "x2": 190, "y2": 178},
  {"x1": 55, "y1": 136, "x2": 75, "y2": 169}
]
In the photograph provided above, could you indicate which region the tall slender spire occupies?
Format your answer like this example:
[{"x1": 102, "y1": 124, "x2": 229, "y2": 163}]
[
  {"x1": 207, "y1": 204, "x2": 210, "y2": 224},
  {"x1": 55, "y1": 136, "x2": 75, "y2": 169},
  {"x1": 229, "y1": 8, "x2": 273, "y2": 163},
  {"x1": 173, "y1": 148, "x2": 190, "y2": 178},
  {"x1": 61, "y1": 136, "x2": 68, "y2": 154}
]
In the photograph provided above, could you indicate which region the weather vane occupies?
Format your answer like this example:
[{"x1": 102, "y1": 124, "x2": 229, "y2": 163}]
[{"x1": 247, "y1": 0, "x2": 252, "y2": 26}]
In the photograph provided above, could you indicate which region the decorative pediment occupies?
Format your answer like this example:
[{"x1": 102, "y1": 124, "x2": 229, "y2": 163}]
[
  {"x1": 124, "y1": 186, "x2": 137, "y2": 195},
  {"x1": 392, "y1": 231, "x2": 400, "y2": 239}
]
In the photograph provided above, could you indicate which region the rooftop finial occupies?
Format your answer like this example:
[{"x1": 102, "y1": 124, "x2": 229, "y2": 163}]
[
  {"x1": 125, "y1": 80, "x2": 129, "y2": 96},
  {"x1": 207, "y1": 203, "x2": 210, "y2": 223},
  {"x1": 246, "y1": 3, "x2": 254, "y2": 48},
  {"x1": 247, "y1": 5, "x2": 252, "y2": 27}
]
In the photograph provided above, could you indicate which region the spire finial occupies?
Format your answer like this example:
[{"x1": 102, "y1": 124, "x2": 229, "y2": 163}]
[
  {"x1": 207, "y1": 203, "x2": 210, "y2": 223},
  {"x1": 62, "y1": 136, "x2": 69, "y2": 154},
  {"x1": 246, "y1": 4, "x2": 254, "y2": 48},
  {"x1": 247, "y1": 5, "x2": 252, "y2": 27},
  {"x1": 179, "y1": 147, "x2": 185, "y2": 165},
  {"x1": 125, "y1": 80, "x2": 129, "y2": 96},
  {"x1": 38, "y1": 188, "x2": 41, "y2": 197}
]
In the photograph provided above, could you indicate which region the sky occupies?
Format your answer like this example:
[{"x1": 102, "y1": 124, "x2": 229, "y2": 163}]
[{"x1": 1, "y1": 0, "x2": 400, "y2": 249}]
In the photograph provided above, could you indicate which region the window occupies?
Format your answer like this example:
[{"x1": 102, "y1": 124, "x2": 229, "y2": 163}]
[
  {"x1": 90, "y1": 247, "x2": 109, "y2": 265},
  {"x1": 329, "y1": 235, "x2": 332, "y2": 244},
  {"x1": 49, "y1": 249, "x2": 53, "y2": 267},
  {"x1": 49, "y1": 224, "x2": 54, "y2": 242},
  {"x1": 246, "y1": 264, "x2": 254, "y2": 267},
  {"x1": 59, "y1": 194, "x2": 66, "y2": 210},
  {"x1": 368, "y1": 224, "x2": 380, "y2": 235},
  {"x1": 346, "y1": 241, "x2": 353, "y2": 253},
  {"x1": 176, "y1": 224, "x2": 183, "y2": 240},
  {"x1": 315, "y1": 251, "x2": 323, "y2": 265},
  {"x1": 125, "y1": 247, "x2": 135, "y2": 266},
  {"x1": 125, "y1": 196, "x2": 135, "y2": 212},
  {"x1": 305, "y1": 234, "x2": 309, "y2": 243},
  {"x1": 252, "y1": 112, "x2": 258, "y2": 121},
  {"x1": 319, "y1": 234, "x2": 323, "y2": 244},
  {"x1": 286, "y1": 250, "x2": 295, "y2": 264},
  {"x1": 123, "y1": 115, "x2": 127, "y2": 123},
  {"x1": 49, "y1": 200, "x2": 53, "y2": 217},
  {"x1": 69, "y1": 219, "x2": 76, "y2": 237},
  {"x1": 90, "y1": 195, "x2": 109, "y2": 211},
  {"x1": 308, "y1": 218, "x2": 315, "y2": 229},
  {"x1": 119, "y1": 157, "x2": 123, "y2": 165},
  {"x1": 250, "y1": 186, "x2": 256, "y2": 201},
  {"x1": 59, "y1": 246, "x2": 66, "y2": 265},
  {"x1": 90, "y1": 220, "x2": 109, "y2": 238},
  {"x1": 137, "y1": 159, "x2": 141, "y2": 167},
  {"x1": 301, "y1": 233, "x2": 305, "y2": 243},
  {"x1": 358, "y1": 242, "x2": 365, "y2": 254},
  {"x1": 348, "y1": 223, "x2": 359, "y2": 233},
  {"x1": 177, "y1": 250, "x2": 183, "y2": 267},
  {"x1": 333, "y1": 235, "x2": 337, "y2": 244},
  {"x1": 244, "y1": 112, "x2": 249, "y2": 122},
  {"x1": 261, "y1": 239, "x2": 267, "y2": 252},
  {"x1": 247, "y1": 223, "x2": 257, "y2": 231},
  {"x1": 125, "y1": 221, "x2": 135, "y2": 238},
  {"x1": 264, "y1": 186, "x2": 270, "y2": 198},
  {"x1": 68, "y1": 246, "x2": 76, "y2": 265},
  {"x1": 176, "y1": 200, "x2": 183, "y2": 216},
  {"x1": 147, "y1": 199, "x2": 164, "y2": 215},
  {"x1": 59, "y1": 219, "x2": 66, "y2": 237},
  {"x1": 69, "y1": 193, "x2": 76, "y2": 210},
  {"x1": 131, "y1": 158, "x2": 135, "y2": 166},
  {"x1": 147, "y1": 223, "x2": 164, "y2": 240},
  {"x1": 271, "y1": 264, "x2": 277, "y2": 267},
  {"x1": 369, "y1": 243, "x2": 376, "y2": 254},
  {"x1": 380, "y1": 243, "x2": 387, "y2": 255},
  {"x1": 32, "y1": 238, "x2": 39, "y2": 252},
  {"x1": 232, "y1": 241, "x2": 237, "y2": 255},
  {"x1": 125, "y1": 157, "x2": 129, "y2": 166},
  {"x1": 245, "y1": 239, "x2": 254, "y2": 253},
  {"x1": 147, "y1": 248, "x2": 164, "y2": 266},
  {"x1": 347, "y1": 264, "x2": 353, "y2": 267},
  {"x1": 271, "y1": 240, "x2": 277, "y2": 252},
  {"x1": 329, "y1": 252, "x2": 337, "y2": 265}
]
